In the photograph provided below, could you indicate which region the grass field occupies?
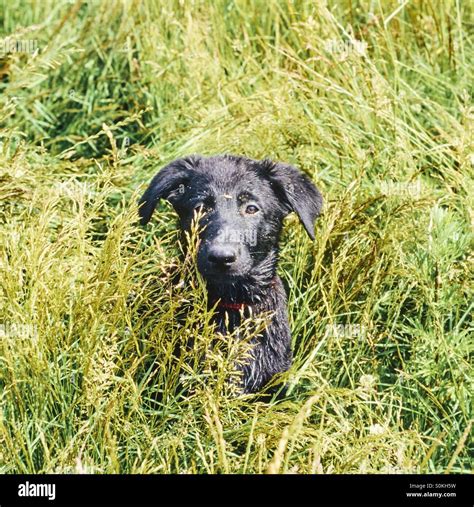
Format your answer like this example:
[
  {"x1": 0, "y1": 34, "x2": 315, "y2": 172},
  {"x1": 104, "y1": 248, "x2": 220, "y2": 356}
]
[{"x1": 0, "y1": 0, "x2": 472, "y2": 474}]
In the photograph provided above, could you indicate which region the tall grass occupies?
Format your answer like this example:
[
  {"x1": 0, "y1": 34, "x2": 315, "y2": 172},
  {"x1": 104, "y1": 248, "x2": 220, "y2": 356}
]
[{"x1": 0, "y1": 0, "x2": 472, "y2": 474}]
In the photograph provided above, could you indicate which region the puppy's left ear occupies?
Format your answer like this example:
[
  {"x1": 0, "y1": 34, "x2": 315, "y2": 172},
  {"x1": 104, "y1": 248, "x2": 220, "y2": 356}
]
[
  {"x1": 138, "y1": 156, "x2": 199, "y2": 225},
  {"x1": 264, "y1": 160, "x2": 323, "y2": 240}
]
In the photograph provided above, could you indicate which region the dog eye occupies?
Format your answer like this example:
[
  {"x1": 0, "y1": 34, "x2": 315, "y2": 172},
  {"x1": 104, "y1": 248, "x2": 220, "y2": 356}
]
[{"x1": 245, "y1": 204, "x2": 259, "y2": 215}]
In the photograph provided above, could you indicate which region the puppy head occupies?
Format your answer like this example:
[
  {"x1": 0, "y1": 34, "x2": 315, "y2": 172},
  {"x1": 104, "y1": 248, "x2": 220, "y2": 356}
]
[{"x1": 138, "y1": 155, "x2": 323, "y2": 283}]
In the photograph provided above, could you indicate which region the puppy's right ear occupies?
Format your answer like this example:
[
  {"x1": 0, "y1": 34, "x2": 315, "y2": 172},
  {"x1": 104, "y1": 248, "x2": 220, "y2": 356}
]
[{"x1": 138, "y1": 156, "x2": 199, "y2": 225}]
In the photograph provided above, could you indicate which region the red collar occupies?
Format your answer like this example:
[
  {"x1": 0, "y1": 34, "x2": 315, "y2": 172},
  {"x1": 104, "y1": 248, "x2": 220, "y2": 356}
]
[
  {"x1": 212, "y1": 277, "x2": 277, "y2": 311},
  {"x1": 216, "y1": 301, "x2": 249, "y2": 311}
]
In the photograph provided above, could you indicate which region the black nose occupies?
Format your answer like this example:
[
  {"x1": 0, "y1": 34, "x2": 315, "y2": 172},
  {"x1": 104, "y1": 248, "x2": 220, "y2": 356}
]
[{"x1": 208, "y1": 245, "x2": 237, "y2": 266}]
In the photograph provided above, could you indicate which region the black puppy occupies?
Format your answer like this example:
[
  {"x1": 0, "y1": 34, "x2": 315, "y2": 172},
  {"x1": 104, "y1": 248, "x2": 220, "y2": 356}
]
[{"x1": 139, "y1": 155, "x2": 323, "y2": 393}]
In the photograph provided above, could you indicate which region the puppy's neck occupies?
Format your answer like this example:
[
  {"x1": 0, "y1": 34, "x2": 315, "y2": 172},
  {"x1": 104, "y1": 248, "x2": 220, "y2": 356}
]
[
  {"x1": 206, "y1": 248, "x2": 279, "y2": 307},
  {"x1": 209, "y1": 275, "x2": 280, "y2": 311}
]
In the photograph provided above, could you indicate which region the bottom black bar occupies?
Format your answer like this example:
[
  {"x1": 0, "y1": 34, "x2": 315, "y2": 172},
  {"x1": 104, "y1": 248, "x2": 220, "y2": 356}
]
[{"x1": 0, "y1": 474, "x2": 471, "y2": 506}]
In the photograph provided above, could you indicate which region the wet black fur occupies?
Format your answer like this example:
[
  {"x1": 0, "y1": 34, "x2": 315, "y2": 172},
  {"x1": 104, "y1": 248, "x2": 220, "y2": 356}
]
[{"x1": 139, "y1": 155, "x2": 323, "y2": 393}]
